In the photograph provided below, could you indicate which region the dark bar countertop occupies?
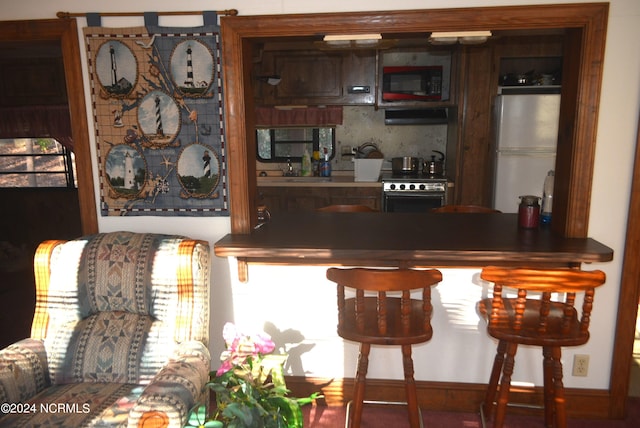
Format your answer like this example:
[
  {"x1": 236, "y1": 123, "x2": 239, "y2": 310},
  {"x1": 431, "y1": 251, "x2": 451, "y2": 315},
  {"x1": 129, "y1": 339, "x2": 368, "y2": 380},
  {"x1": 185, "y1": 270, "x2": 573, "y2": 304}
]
[{"x1": 214, "y1": 212, "x2": 613, "y2": 269}]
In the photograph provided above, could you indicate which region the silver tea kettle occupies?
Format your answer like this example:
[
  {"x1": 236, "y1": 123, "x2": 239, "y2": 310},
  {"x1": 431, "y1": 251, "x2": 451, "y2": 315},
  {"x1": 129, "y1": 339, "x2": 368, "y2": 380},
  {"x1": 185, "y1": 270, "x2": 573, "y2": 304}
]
[{"x1": 424, "y1": 150, "x2": 445, "y2": 176}]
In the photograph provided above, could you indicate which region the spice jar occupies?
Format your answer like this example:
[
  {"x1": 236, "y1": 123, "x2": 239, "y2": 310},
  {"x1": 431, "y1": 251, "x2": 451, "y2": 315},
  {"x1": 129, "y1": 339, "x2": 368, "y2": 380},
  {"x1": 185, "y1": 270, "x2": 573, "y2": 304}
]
[{"x1": 518, "y1": 195, "x2": 540, "y2": 229}]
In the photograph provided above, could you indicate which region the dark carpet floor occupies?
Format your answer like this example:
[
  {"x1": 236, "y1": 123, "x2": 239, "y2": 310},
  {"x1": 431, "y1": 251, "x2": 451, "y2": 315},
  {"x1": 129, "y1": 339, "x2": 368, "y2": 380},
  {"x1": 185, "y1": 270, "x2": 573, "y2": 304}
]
[{"x1": 302, "y1": 397, "x2": 640, "y2": 427}]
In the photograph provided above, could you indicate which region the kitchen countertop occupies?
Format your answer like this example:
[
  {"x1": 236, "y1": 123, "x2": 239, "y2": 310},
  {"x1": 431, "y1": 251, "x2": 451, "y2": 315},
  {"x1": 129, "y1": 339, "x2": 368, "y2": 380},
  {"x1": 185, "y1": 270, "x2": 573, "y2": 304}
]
[
  {"x1": 257, "y1": 173, "x2": 455, "y2": 188},
  {"x1": 257, "y1": 175, "x2": 382, "y2": 188},
  {"x1": 215, "y1": 212, "x2": 613, "y2": 274}
]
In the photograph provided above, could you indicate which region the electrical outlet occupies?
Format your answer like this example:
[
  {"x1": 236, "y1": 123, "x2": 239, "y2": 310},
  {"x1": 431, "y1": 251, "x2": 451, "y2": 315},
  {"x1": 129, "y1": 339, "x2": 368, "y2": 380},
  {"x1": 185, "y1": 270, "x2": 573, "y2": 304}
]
[{"x1": 572, "y1": 354, "x2": 589, "y2": 377}]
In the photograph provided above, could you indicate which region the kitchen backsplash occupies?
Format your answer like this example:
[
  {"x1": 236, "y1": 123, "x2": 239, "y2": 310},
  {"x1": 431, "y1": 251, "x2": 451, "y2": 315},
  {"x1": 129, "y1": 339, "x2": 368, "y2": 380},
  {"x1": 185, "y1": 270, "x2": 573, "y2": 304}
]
[
  {"x1": 335, "y1": 106, "x2": 447, "y2": 171},
  {"x1": 256, "y1": 105, "x2": 448, "y2": 174}
]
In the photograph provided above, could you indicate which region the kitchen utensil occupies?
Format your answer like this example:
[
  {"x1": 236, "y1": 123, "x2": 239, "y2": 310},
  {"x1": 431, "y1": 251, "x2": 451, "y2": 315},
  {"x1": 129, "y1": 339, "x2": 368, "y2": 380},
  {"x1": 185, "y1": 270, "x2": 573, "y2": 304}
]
[
  {"x1": 365, "y1": 149, "x2": 384, "y2": 159},
  {"x1": 391, "y1": 156, "x2": 422, "y2": 174},
  {"x1": 424, "y1": 150, "x2": 445, "y2": 176},
  {"x1": 355, "y1": 143, "x2": 380, "y2": 159}
]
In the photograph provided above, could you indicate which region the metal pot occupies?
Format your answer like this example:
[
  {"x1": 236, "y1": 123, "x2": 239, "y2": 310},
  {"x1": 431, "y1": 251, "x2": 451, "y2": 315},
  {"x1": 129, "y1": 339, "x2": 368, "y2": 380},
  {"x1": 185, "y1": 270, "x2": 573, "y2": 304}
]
[
  {"x1": 424, "y1": 150, "x2": 445, "y2": 176},
  {"x1": 391, "y1": 157, "x2": 422, "y2": 174}
]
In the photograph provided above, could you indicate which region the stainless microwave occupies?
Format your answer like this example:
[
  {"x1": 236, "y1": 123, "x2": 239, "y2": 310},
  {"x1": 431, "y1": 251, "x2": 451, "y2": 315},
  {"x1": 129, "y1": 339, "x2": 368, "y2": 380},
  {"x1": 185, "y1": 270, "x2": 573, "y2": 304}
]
[{"x1": 382, "y1": 66, "x2": 443, "y2": 101}]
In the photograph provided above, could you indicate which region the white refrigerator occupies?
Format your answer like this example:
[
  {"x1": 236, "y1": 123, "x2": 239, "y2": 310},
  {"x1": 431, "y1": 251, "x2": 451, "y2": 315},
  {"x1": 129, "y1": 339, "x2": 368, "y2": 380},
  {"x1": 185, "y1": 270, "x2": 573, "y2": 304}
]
[{"x1": 492, "y1": 92, "x2": 560, "y2": 213}]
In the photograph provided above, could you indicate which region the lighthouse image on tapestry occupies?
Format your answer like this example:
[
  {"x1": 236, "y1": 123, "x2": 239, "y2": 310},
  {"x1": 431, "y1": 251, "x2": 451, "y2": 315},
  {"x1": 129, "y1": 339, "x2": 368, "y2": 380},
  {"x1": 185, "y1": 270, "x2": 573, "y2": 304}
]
[
  {"x1": 170, "y1": 40, "x2": 214, "y2": 96},
  {"x1": 137, "y1": 90, "x2": 180, "y2": 146},
  {"x1": 95, "y1": 41, "x2": 135, "y2": 96}
]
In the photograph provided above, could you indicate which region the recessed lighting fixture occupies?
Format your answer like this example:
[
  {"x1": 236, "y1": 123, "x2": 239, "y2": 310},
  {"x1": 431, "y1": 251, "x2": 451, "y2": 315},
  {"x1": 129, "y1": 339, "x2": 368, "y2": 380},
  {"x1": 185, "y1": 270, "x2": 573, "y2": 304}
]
[
  {"x1": 317, "y1": 33, "x2": 395, "y2": 50},
  {"x1": 323, "y1": 33, "x2": 382, "y2": 42},
  {"x1": 429, "y1": 30, "x2": 492, "y2": 45}
]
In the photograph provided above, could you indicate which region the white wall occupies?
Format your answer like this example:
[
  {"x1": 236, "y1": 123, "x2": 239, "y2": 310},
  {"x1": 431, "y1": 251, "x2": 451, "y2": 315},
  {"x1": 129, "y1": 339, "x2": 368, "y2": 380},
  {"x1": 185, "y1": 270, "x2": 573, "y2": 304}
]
[{"x1": 3, "y1": 0, "x2": 639, "y2": 389}]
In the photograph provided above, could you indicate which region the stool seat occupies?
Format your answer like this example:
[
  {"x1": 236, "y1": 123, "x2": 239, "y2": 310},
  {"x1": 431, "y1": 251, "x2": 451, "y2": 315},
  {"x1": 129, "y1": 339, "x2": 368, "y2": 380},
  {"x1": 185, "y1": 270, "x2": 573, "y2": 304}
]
[
  {"x1": 327, "y1": 268, "x2": 442, "y2": 428},
  {"x1": 478, "y1": 266, "x2": 606, "y2": 428},
  {"x1": 479, "y1": 298, "x2": 587, "y2": 347}
]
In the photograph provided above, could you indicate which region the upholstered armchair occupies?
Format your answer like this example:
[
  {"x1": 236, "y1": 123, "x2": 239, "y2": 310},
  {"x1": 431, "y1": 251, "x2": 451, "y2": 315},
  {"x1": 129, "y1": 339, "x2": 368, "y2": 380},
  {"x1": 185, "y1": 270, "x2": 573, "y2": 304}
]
[{"x1": 0, "y1": 231, "x2": 211, "y2": 428}]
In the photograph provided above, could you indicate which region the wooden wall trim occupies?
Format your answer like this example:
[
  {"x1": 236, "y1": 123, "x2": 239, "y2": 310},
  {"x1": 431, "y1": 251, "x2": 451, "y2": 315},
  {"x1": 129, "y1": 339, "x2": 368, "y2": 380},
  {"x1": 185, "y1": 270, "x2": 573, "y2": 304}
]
[
  {"x1": 60, "y1": 19, "x2": 98, "y2": 235},
  {"x1": 287, "y1": 376, "x2": 612, "y2": 419}
]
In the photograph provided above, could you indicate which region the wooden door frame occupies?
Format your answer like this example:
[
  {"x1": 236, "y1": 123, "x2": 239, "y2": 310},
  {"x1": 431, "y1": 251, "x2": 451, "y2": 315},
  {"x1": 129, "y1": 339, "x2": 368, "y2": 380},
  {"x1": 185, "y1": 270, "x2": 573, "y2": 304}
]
[
  {"x1": 221, "y1": 3, "x2": 607, "y2": 239},
  {"x1": 611, "y1": 114, "x2": 640, "y2": 416},
  {"x1": 0, "y1": 18, "x2": 98, "y2": 235}
]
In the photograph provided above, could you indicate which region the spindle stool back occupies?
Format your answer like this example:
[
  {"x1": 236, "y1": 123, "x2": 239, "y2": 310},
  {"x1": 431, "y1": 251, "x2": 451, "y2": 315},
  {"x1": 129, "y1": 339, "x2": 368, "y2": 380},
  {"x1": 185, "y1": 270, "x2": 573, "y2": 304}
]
[{"x1": 478, "y1": 266, "x2": 606, "y2": 428}]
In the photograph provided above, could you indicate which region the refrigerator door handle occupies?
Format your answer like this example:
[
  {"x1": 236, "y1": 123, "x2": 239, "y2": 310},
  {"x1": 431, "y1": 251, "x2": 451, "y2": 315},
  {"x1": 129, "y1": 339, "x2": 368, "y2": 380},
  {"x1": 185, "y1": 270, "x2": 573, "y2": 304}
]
[{"x1": 496, "y1": 150, "x2": 556, "y2": 157}]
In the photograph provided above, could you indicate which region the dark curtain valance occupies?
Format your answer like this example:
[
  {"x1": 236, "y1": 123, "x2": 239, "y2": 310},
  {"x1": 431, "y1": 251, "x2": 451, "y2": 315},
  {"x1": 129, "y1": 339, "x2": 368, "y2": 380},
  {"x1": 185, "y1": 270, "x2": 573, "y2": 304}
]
[
  {"x1": 255, "y1": 106, "x2": 343, "y2": 127},
  {"x1": 0, "y1": 105, "x2": 73, "y2": 151}
]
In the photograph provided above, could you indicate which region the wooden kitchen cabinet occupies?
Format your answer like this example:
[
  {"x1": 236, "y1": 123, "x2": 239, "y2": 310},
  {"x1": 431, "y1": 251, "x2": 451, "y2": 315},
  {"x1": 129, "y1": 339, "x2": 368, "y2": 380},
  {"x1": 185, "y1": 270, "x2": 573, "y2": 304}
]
[
  {"x1": 257, "y1": 185, "x2": 381, "y2": 213},
  {"x1": 253, "y1": 44, "x2": 376, "y2": 106}
]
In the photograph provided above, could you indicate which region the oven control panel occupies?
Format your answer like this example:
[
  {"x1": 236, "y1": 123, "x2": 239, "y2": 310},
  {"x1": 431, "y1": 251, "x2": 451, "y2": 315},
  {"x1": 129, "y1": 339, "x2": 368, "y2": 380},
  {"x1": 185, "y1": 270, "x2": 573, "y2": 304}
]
[{"x1": 382, "y1": 181, "x2": 447, "y2": 192}]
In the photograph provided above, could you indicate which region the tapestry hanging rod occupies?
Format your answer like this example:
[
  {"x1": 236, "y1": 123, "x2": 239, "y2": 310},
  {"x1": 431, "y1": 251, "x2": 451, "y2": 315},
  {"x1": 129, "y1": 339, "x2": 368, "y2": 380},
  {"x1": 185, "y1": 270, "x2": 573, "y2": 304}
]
[{"x1": 56, "y1": 9, "x2": 239, "y2": 19}]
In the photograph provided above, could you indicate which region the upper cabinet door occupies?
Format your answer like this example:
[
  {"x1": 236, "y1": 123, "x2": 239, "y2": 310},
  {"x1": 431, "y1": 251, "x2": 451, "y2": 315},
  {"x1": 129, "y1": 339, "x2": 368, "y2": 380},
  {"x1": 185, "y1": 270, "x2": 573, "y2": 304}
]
[
  {"x1": 254, "y1": 47, "x2": 376, "y2": 106},
  {"x1": 276, "y1": 52, "x2": 343, "y2": 99}
]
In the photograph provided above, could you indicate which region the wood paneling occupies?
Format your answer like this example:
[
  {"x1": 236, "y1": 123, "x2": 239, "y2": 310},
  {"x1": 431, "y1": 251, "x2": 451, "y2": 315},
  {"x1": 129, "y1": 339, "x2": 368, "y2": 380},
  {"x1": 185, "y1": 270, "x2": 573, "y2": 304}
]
[
  {"x1": 0, "y1": 57, "x2": 67, "y2": 106},
  {"x1": 454, "y1": 44, "x2": 494, "y2": 206}
]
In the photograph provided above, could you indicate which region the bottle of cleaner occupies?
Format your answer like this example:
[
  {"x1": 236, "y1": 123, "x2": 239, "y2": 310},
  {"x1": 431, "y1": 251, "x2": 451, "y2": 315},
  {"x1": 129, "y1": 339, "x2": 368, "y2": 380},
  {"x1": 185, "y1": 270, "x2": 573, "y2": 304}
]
[
  {"x1": 540, "y1": 170, "x2": 554, "y2": 225},
  {"x1": 312, "y1": 150, "x2": 321, "y2": 176},
  {"x1": 301, "y1": 149, "x2": 311, "y2": 176},
  {"x1": 320, "y1": 148, "x2": 331, "y2": 177}
]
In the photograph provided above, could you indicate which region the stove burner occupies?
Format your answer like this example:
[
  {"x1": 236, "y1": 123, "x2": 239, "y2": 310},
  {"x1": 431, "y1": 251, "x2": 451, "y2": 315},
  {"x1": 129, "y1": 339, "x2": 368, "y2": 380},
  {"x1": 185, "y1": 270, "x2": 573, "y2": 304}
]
[{"x1": 382, "y1": 172, "x2": 445, "y2": 179}]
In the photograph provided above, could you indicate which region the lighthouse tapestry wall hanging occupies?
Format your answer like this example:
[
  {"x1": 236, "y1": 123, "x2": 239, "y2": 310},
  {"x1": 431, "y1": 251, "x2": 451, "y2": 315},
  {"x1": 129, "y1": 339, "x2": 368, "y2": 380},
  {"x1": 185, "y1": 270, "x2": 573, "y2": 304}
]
[{"x1": 83, "y1": 18, "x2": 228, "y2": 216}]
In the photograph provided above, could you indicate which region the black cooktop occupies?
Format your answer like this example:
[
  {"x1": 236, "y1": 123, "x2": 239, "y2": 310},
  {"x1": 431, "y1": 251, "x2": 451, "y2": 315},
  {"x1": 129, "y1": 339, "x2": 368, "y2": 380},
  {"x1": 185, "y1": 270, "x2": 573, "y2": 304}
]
[{"x1": 381, "y1": 172, "x2": 447, "y2": 182}]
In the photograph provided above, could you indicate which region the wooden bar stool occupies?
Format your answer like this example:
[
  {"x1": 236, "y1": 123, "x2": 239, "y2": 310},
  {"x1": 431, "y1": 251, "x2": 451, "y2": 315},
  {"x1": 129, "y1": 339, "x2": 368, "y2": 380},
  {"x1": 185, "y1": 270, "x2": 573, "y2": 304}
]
[
  {"x1": 326, "y1": 268, "x2": 443, "y2": 428},
  {"x1": 478, "y1": 266, "x2": 606, "y2": 428}
]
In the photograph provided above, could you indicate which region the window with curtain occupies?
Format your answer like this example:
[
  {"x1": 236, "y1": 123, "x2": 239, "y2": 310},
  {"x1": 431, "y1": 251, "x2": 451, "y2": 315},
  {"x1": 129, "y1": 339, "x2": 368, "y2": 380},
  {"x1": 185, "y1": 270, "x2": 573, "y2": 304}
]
[
  {"x1": 256, "y1": 127, "x2": 336, "y2": 162},
  {"x1": 0, "y1": 105, "x2": 76, "y2": 188}
]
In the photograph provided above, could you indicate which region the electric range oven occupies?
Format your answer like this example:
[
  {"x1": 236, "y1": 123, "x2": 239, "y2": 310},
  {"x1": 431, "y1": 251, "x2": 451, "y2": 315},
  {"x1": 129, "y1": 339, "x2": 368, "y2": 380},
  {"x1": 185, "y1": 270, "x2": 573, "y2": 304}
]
[{"x1": 381, "y1": 173, "x2": 448, "y2": 213}]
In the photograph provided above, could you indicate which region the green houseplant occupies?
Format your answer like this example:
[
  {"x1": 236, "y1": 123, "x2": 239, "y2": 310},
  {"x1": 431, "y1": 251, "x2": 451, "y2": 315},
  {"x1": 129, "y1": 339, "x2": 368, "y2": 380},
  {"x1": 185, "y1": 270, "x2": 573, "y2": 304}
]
[{"x1": 187, "y1": 323, "x2": 318, "y2": 428}]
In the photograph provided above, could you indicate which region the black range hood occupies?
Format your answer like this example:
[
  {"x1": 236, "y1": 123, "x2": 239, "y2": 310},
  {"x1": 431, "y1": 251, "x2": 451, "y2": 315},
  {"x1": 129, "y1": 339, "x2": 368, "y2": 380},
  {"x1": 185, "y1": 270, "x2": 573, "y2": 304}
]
[{"x1": 384, "y1": 108, "x2": 448, "y2": 125}]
